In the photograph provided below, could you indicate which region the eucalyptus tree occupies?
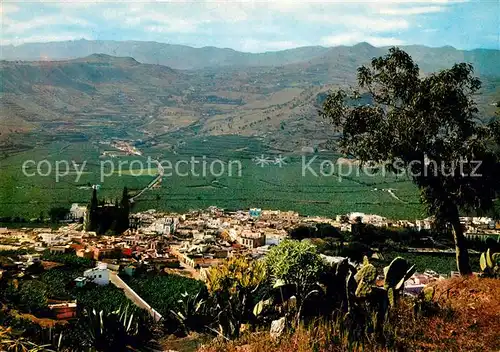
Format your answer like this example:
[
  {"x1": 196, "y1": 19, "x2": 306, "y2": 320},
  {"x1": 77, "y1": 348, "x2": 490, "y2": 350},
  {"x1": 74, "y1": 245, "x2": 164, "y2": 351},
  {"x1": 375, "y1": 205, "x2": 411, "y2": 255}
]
[{"x1": 320, "y1": 48, "x2": 500, "y2": 275}]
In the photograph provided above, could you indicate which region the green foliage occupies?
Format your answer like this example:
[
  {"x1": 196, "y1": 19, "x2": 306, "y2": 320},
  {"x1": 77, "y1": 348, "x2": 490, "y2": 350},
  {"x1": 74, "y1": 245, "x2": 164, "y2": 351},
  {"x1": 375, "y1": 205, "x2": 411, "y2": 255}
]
[
  {"x1": 41, "y1": 252, "x2": 94, "y2": 269},
  {"x1": 266, "y1": 240, "x2": 325, "y2": 290},
  {"x1": 479, "y1": 247, "x2": 500, "y2": 278},
  {"x1": 0, "y1": 137, "x2": 423, "y2": 222},
  {"x1": 48, "y1": 207, "x2": 69, "y2": 223},
  {"x1": 340, "y1": 241, "x2": 372, "y2": 262},
  {"x1": 170, "y1": 288, "x2": 210, "y2": 334},
  {"x1": 289, "y1": 223, "x2": 343, "y2": 241},
  {"x1": 265, "y1": 240, "x2": 328, "y2": 325},
  {"x1": 381, "y1": 251, "x2": 480, "y2": 274},
  {"x1": 39, "y1": 267, "x2": 81, "y2": 300},
  {"x1": 0, "y1": 326, "x2": 55, "y2": 352},
  {"x1": 18, "y1": 280, "x2": 48, "y2": 313},
  {"x1": 127, "y1": 273, "x2": 203, "y2": 318},
  {"x1": 205, "y1": 256, "x2": 267, "y2": 339},
  {"x1": 321, "y1": 47, "x2": 500, "y2": 274},
  {"x1": 75, "y1": 305, "x2": 158, "y2": 352},
  {"x1": 74, "y1": 284, "x2": 131, "y2": 313},
  {"x1": 205, "y1": 256, "x2": 267, "y2": 294}
]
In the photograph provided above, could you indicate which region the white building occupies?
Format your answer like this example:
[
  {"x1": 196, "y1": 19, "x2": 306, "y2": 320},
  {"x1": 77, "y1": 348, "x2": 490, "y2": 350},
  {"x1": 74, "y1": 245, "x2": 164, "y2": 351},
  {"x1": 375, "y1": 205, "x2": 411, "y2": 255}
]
[
  {"x1": 264, "y1": 230, "x2": 287, "y2": 246},
  {"x1": 69, "y1": 203, "x2": 87, "y2": 220},
  {"x1": 83, "y1": 262, "x2": 110, "y2": 286},
  {"x1": 39, "y1": 233, "x2": 67, "y2": 246}
]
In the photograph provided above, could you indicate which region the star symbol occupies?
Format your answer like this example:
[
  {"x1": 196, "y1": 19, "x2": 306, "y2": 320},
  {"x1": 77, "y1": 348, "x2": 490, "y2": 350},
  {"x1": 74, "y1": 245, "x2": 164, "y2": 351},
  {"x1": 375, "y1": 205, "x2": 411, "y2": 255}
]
[
  {"x1": 254, "y1": 154, "x2": 272, "y2": 167},
  {"x1": 274, "y1": 155, "x2": 287, "y2": 167}
]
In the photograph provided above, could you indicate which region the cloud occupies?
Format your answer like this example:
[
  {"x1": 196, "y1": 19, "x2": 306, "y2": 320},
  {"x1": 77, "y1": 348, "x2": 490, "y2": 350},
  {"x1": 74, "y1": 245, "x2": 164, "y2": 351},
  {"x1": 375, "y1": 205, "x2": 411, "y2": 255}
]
[
  {"x1": 305, "y1": 14, "x2": 409, "y2": 32},
  {"x1": 321, "y1": 33, "x2": 405, "y2": 46},
  {"x1": 145, "y1": 21, "x2": 198, "y2": 34},
  {"x1": 2, "y1": 15, "x2": 93, "y2": 35},
  {"x1": 0, "y1": 0, "x2": 491, "y2": 51},
  {"x1": 379, "y1": 6, "x2": 445, "y2": 15},
  {"x1": 0, "y1": 3, "x2": 19, "y2": 15}
]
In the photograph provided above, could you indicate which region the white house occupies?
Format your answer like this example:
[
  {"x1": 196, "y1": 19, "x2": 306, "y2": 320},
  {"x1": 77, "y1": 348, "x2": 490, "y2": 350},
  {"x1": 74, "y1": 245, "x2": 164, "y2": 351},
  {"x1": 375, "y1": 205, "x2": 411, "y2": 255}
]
[
  {"x1": 83, "y1": 262, "x2": 110, "y2": 286},
  {"x1": 39, "y1": 233, "x2": 67, "y2": 246},
  {"x1": 69, "y1": 203, "x2": 87, "y2": 221},
  {"x1": 265, "y1": 230, "x2": 287, "y2": 246}
]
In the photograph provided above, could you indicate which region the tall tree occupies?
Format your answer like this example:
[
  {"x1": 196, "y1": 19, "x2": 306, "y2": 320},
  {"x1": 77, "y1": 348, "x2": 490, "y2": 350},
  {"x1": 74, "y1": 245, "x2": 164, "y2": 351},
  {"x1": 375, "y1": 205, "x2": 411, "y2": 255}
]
[
  {"x1": 320, "y1": 48, "x2": 500, "y2": 275},
  {"x1": 87, "y1": 185, "x2": 98, "y2": 231},
  {"x1": 119, "y1": 186, "x2": 130, "y2": 232}
]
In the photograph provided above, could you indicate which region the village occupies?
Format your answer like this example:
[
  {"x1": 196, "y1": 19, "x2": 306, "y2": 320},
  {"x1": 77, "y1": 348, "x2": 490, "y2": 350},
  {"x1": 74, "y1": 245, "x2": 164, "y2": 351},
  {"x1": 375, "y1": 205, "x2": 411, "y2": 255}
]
[{"x1": 1, "y1": 205, "x2": 499, "y2": 283}]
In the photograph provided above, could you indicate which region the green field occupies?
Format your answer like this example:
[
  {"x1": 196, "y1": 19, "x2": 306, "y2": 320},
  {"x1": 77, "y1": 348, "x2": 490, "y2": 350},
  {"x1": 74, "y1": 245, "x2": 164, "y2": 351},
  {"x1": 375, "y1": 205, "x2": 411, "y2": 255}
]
[{"x1": 0, "y1": 135, "x2": 424, "y2": 220}]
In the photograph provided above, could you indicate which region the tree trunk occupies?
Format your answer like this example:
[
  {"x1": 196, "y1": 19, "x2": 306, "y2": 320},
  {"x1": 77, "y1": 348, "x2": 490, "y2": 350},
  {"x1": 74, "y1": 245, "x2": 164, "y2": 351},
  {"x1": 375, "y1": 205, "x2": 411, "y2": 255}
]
[{"x1": 450, "y1": 211, "x2": 472, "y2": 275}]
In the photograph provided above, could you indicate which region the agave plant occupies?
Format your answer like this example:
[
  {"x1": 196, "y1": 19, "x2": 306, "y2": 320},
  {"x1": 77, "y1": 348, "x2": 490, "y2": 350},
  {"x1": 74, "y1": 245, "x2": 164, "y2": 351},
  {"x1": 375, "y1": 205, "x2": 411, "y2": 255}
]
[
  {"x1": 170, "y1": 288, "x2": 210, "y2": 334},
  {"x1": 79, "y1": 305, "x2": 159, "y2": 351},
  {"x1": 479, "y1": 248, "x2": 500, "y2": 278},
  {"x1": 0, "y1": 326, "x2": 56, "y2": 352}
]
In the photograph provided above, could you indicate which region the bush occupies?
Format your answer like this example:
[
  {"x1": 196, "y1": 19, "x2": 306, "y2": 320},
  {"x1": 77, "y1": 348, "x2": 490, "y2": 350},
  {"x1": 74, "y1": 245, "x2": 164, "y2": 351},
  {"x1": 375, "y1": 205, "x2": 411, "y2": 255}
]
[
  {"x1": 126, "y1": 273, "x2": 204, "y2": 318},
  {"x1": 205, "y1": 256, "x2": 267, "y2": 339},
  {"x1": 41, "y1": 252, "x2": 94, "y2": 269},
  {"x1": 266, "y1": 239, "x2": 326, "y2": 289},
  {"x1": 18, "y1": 280, "x2": 48, "y2": 313}
]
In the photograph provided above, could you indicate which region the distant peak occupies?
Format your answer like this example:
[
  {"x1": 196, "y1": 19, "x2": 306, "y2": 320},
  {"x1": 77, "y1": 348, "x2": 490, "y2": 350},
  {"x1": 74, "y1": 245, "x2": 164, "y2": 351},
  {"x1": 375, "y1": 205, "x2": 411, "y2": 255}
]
[
  {"x1": 354, "y1": 42, "x2": 375, "y2": 49},
  {"x1": 438, "y1": 45, "x2": 457, "y2": 50}
]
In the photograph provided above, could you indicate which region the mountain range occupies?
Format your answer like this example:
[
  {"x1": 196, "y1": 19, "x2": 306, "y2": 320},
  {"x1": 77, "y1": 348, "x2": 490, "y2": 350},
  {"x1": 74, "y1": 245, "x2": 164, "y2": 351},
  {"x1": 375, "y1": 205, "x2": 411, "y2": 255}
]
[
  {"x1": 2, "y1": 39, "x2": 500, "y2": 76},
  {"x1": 1, "y1": 40, "x2": 499, "y2": 150}
]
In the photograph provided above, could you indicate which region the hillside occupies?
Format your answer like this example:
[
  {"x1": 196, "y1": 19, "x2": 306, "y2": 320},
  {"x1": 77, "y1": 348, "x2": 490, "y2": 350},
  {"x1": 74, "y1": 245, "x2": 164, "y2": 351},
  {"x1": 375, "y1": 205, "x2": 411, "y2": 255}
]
[
  {"x1": 0, "y1": 54, "x2": 337, "y2": 149},
  {"x1": 1, "y1": 43, "x2": 499, "y2": 151},
  {"x1": 199, "y1": 276, "x2": 500, "y2": 352}
]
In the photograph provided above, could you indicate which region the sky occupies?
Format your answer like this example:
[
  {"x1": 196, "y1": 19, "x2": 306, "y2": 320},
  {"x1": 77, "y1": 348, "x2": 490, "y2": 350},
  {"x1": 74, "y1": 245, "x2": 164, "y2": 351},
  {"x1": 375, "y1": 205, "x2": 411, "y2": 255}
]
[{"x1": 0, "y1": 0, "x2": 498, "y2": 52}]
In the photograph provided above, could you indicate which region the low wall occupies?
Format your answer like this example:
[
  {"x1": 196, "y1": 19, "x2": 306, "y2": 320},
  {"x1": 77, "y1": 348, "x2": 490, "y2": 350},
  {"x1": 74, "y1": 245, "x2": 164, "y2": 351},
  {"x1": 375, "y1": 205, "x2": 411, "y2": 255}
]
[{"x1": 111, "y1": 274, "x2": 163, "y2": 322}]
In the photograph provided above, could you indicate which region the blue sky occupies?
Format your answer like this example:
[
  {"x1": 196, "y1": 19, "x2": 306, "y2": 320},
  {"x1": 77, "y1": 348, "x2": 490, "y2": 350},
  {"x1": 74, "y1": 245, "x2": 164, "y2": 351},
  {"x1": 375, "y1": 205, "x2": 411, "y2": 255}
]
[{"x1": 0, "y1": 0, "x2": 498, "y2": 52}]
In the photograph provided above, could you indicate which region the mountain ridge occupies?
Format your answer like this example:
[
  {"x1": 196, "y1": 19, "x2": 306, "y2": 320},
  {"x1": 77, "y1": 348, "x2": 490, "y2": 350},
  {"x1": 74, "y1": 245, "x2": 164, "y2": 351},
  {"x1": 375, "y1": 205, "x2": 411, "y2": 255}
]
[
  {"x1": 2, "y1": 39, "x2": 499, "y2": 76},
  {"x1": 1, "y1": 42, "x2": 499, "y2": 150}
]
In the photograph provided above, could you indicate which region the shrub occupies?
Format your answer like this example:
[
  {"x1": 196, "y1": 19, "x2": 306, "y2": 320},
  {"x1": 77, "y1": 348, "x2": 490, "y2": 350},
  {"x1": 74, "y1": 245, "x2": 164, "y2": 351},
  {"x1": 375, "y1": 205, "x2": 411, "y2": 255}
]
[
  {"x1": 265, "y1": 240, "x2": 326, "y2": 293},
  {"x1": 18, "y1": 280, "x2": 48, "y2": 314},
  {"x1": 205, "y1": 256, "x2": 267, "y2": 339}
]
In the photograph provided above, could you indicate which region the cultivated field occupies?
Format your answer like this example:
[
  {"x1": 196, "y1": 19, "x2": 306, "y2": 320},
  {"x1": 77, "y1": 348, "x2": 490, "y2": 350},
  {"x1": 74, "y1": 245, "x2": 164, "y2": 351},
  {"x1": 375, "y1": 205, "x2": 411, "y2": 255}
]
[{"x1": 0, "y1": 135, "x2": 424, "y2": 220}]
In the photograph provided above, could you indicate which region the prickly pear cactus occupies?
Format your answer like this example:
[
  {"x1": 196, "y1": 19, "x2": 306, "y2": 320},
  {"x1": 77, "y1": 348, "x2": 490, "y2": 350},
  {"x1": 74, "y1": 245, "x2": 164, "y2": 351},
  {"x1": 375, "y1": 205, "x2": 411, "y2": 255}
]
[
  {"x1": 492, "y1": 252, "x2": 500, "y2": 265},
  {"x1": 345, "y1": 271, "x2": 357, "y2": 312},
  {"x1": 354, "y1": 256, "x2": 377, "y2": 298},
  {"x1": 355, "y1": 261, "x2": 377, "y2": 285},
  {"x1": 486, "y1": 249, "x2": 494, "y2": 268},
  {"x1": 479, "y1": 248, "x2": 500, "y2": 278},
  {"x1": 355, "y1": 280, "x2": 373, "y2": 297},
  {"x1": 387, "y1": 287, "x2": 395, "y2": 307},
  {"x1": 384, "y1": 257, "x2": 416, "y2": 291}
]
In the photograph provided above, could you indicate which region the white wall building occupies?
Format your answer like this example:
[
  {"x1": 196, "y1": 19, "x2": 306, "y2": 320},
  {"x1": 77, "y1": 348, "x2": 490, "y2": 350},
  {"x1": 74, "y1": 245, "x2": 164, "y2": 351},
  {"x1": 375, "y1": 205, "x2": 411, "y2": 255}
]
[
  {"x1": 83, "y1": 262, "x2": 110, "y2": 286},
  {"x1": 39, "y1": 233, "x2": 67, "y2": 246},
  {"x1": 264, "y1": 230, "x2": 287, "y2": 246},
  {"x1": 70, "y1": 203, "x2": 87, "y2": 220}
]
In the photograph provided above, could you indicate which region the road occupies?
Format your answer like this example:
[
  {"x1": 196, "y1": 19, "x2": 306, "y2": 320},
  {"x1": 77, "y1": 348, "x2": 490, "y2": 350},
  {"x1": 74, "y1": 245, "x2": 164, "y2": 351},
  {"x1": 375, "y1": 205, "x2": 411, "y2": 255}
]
[{"x1": 130, "y1": 159, "x2": 164, "y2": 202}]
